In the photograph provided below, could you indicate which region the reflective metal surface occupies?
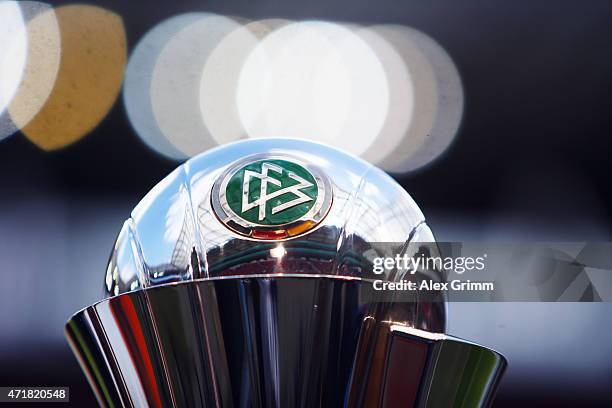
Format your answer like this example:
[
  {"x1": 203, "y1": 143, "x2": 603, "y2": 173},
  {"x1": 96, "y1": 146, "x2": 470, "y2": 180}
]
[
  {"x1": 71, "y1": 139, "x2": 506, "y2": 407},
  {"x1": 104, "y1": 138, "x2": 435, "y2": 297},
  {"x1": 67, "y1": 277, "x2": 504, "y2": 408}
]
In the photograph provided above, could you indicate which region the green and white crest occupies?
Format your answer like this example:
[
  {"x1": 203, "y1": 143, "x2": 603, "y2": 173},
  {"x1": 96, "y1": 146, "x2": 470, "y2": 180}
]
[{"x1": 212, "y1": 154, "x2": 332, "y2": 239}]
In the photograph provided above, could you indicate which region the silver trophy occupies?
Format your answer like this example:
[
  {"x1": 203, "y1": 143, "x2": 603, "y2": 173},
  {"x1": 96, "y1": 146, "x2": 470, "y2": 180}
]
[{"x1": 66, "y1": 139, "x2": 506, "y2": 407}]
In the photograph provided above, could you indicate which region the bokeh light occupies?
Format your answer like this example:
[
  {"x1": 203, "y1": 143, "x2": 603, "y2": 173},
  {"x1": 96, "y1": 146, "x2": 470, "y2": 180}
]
[
  {"x1": 237, "y1": 21, "x2": 389, "y2": 156},
  {"x1": 123, "y1": 13, "x2": 206, "y2": 160},
  {"x1": 0, "y1": 4, "x2": 463, "y2": 171},
  {"x1": 200, "y1": 18, "x2": 289, "y2": 147},
  {"x1": 0, "y1": 1, "x2": 28, "y2": 140},
  {"x1": 20, "y1": 4, "x2": 126, "y2": 150},
  {"x1": 372, "y1": 25, "x2": 463, "y2": 172},
  {"x1": 5, "y1": 2, "x2": 61, "y2": 138},
  {"x1": 356, "y1": 25, "x2": 416, "y2": 166},
  {"x1": 150, "y1": 14, "x2": 243, "y2": 157},
  {"x1": 124, "y1": 13, "x2": 463, "y2": 172}
]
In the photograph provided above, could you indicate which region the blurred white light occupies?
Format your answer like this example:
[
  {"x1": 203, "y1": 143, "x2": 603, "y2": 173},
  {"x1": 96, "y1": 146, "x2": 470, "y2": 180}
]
[
  {"x1": 151, "y1": 14, "x2": 243, "y2": 157},
  {"x1": 124, "y1": 14, "x2": 461, "y2": 171},
  {"x1": 0, "y1": 1, "x2": 28, "y2": 140},
  {"x1": 200, "y1": 19, "x2": 289, "y2": 146},
  {"x1": 124, "y1": 13, "x2": 206, "y2": 160},
  {"x1": 237, "y1": 21, "x2": 389, "y2": 156},
  {"x1": 370, "y1": 25, "x2": 463, "y2": 172},
  {"x1": 270, "y1": 245, "x2": 286, "y2": 258},
  {"x1": 3, "y1": 2, "x2": 61, "y2": 139},
  {"x1": 356, "y1": 26, "x2": 416, "y2": 166}
]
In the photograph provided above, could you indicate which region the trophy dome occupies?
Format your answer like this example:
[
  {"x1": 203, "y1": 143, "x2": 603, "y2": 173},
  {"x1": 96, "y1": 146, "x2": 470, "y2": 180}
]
[{"x1": 105, "y1": 138, "x2": 441, "y2": 298}]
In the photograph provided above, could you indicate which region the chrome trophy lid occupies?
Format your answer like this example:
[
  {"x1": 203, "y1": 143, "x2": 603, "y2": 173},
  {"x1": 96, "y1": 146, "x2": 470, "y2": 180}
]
[{"x1": 104, "y1": 138, "x2": 438, "y2": 298}]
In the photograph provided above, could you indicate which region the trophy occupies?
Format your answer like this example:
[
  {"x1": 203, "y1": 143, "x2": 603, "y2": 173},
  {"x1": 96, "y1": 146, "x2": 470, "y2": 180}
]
[{"x1": 66, "y1": 139, "x2": 506, "y2": 407}]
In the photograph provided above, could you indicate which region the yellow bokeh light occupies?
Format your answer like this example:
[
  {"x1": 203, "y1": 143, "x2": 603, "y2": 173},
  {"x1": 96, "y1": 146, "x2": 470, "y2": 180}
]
[{"x1": 21, "y1": 5, "x2": 126, "y2": 150}]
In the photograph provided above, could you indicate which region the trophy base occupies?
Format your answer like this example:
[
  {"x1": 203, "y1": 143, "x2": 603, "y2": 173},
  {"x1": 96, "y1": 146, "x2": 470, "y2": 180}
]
[{"x1": 66, "y1": 276, "x2": 504, "y2": 407}]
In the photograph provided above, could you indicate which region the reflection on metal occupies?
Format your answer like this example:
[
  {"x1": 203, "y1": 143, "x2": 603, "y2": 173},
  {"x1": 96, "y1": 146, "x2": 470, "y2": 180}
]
[
  {"x1": 67, "y1": 277, "x2": 503, "y2": 407},
  {"x1": 104, "y1": 139, "x2": 430, "y2": 296},
  {"x1": 72, "y1": 139, "x2": 505, "y2": 406},
  {"x1": 384, "y1": 326, "x2": 506, "y2": 407}
]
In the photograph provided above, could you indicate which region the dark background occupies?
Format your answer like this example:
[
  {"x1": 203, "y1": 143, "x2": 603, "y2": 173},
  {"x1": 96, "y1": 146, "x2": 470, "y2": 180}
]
[{"x1": 1, "y1": 0, "x2": 611, "y2": 406}]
